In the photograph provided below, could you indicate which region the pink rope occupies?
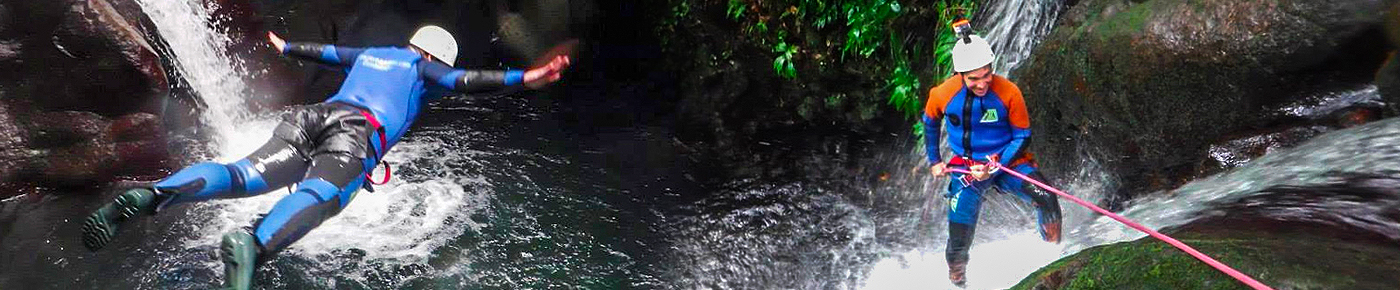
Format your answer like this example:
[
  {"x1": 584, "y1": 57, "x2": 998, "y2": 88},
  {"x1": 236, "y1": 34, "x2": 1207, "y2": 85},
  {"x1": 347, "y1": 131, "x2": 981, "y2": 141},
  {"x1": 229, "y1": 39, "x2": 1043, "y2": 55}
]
[{"x1": 940, "y1": 165, "x2": 1273, "y2": 290}]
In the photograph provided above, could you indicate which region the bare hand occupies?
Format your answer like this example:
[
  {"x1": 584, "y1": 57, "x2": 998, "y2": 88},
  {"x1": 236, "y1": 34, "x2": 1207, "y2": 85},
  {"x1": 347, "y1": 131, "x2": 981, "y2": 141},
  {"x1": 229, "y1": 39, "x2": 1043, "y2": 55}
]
[
  {"x1": 267, "y1": 31, "x2": 287, "y2": 53},
  {"x1": 969, "y1": 164, "x2": 992, "y2": 181},
  {"x1": 524, "y1": 55, "x2": 570, "y2": 89},
  {"x1": 930, "y1": 162, "x2": 948, "y2": 177}
]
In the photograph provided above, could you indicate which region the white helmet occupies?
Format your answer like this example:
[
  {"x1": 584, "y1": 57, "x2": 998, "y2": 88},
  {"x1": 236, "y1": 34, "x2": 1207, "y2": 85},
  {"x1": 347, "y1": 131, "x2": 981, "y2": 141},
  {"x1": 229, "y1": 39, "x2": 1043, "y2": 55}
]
[
  {"x1": 410, "y1": 25, "x2": 458, "y2": 66},
  {"x1": 951, "y1": 35, "x2": 994, "y2": 73}
]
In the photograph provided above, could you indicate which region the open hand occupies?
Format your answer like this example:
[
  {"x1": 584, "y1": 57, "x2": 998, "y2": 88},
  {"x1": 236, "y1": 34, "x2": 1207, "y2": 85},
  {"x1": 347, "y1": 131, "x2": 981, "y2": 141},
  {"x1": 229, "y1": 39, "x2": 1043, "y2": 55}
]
[
  {"x1": 524, "y1": 55, "x2": 570, "y2": 89},
  {"x1": 267, "y1": 31, "x2": 287, "y2": 53}
]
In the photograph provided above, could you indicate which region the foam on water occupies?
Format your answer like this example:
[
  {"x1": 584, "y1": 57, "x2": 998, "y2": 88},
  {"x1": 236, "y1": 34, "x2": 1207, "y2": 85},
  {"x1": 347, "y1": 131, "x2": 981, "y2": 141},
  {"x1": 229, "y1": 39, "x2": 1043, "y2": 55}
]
[{"x1": 863, "y1": 232, "x2": 1062, "y2": 290}]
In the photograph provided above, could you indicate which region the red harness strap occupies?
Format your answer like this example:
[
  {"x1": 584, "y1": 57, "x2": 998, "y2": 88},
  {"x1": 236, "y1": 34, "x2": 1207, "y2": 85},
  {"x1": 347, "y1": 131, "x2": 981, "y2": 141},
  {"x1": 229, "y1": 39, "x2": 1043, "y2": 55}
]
[
  {"x1": 947, "y1": 155, "x2": 987, "y2": 167},
  {"x1": 359, "y1": 110, "x2": 391, "y2": 185}
]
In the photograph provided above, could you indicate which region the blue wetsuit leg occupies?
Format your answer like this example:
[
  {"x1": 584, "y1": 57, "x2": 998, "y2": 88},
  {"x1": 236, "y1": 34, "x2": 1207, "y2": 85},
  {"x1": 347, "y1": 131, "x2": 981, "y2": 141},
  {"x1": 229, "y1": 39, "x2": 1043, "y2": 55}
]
[
  {"x1": 154, "y1": 137, "x2": 310, "y2": 209},
  {"x1": 946, "y1": 170, "x2": 989, "y2": 267},
  {"x1": 251, "y1": 151, "x2": 366, "y2": 253},
  {"x1": 993, "y1": 163, "x2": 1063, "y2": 238}
]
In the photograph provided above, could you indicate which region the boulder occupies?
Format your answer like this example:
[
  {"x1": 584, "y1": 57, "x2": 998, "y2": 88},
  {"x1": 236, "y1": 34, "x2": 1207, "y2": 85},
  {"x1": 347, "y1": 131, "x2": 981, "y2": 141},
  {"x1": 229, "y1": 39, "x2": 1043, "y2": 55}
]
[
  {"x1": 1014, "y1": 0, "x2": 1392, "y2": 204},
  {"x1": 1013, "y1": 175, "x2": 1400, "y2": 289},
  {"x1": 0, "y1": 0, "x2": 171, "y2": 197}
]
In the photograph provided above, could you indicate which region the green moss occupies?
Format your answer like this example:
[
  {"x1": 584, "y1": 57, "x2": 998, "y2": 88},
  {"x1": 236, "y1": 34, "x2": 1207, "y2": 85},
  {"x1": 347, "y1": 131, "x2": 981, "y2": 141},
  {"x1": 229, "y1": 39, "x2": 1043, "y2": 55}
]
[
  {"x1": 1011, "y1": 229, "x2": 1400, "y2": 290},
  {"x1": 1092, "y1": 1, "x2": 1155, "y2": 41}
]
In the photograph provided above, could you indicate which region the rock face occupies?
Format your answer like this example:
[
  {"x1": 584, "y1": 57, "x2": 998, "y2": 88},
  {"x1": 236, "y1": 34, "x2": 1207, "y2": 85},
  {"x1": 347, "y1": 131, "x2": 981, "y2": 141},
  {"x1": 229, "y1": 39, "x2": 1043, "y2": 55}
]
[
  {"x1": 1380, "y1": 2, "x2": 1400, "y2": 115},
  {"x1": 1, "y1": 0, "x2": 167, "y2": 116},
  {"x1": 0, "y1": 0, "x2": 171, "y2": 197},
  {"x1": 1015, "y1": 0, "x2": 1393, "y2": 204},
  {"x1": 1012, "y1": 175, "x2": 1400, "y2": 289}
]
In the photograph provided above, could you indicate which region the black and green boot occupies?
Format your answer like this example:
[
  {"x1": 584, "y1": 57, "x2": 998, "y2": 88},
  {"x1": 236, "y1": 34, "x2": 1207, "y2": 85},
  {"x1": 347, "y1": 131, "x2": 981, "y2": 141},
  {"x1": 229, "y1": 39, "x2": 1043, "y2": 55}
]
[
  {"x1": 221, "y1": 230, "x2": 261, "y2": 290},
  {"x1": 82, "y1": 188, "x2": 158, "y2": 251}
]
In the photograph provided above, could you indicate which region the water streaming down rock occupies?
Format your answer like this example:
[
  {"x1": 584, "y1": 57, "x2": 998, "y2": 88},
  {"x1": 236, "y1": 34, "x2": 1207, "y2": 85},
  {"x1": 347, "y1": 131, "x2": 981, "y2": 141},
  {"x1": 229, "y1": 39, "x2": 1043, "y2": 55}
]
[
  {"x1": 134, "y1": 0, "x2": 257, "y2": 156},
  {"x1": 977, "y1": 0, "x2": 1064, "y2": 76}
]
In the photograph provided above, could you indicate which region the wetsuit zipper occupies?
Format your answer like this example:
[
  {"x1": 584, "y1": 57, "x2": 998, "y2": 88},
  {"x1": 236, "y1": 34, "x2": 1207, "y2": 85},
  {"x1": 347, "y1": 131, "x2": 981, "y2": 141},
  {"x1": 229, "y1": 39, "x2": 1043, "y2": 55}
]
[{"x1": 962, "y1": 92, "x2": 973, "y2": 160}]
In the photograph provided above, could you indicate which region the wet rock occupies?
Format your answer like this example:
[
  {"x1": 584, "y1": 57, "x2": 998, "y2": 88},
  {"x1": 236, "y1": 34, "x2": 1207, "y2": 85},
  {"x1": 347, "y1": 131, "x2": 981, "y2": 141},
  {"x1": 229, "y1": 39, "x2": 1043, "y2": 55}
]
[
  {"x1": 0, "y1": 0, "x2": 175, "y2": 197},
  {"x1": 5, "y1": 0, "x2": 170, "y2": 115},
  {"x1": 21, "y1": 111, "x2": 167, "y2": 190},
  {"x1": 1380, "y1": 2, "x2": 1400, "y2": 114},
  {"x1": 1381, "y1": 57, "x2": 1400, "y2": 115},
  {"x1": 1014, "y1": 175, "x2": 1400, "y2": 289},
  {"x1": 0, "y1": 101, "x2": 33, "y2": 195},
  {"x1": 1013, "y1": 227, "x2": 1400, "y2": 289},
  {"x1": 1015, "y1": 0, "x2": 1393, "y2": 204},
  {"x1": 1205, "y1": 85, "x2": 1388, "y2": 172}
]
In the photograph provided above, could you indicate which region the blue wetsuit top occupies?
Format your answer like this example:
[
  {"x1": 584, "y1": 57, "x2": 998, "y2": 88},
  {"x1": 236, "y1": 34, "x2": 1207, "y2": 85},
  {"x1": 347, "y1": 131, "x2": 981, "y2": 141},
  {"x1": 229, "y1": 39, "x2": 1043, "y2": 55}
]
[
  {"x1": 282, "y1": 42, "x2": 525, "y2": 153},
  {"x1": 922, "y1": 75, "x2": 1034, "y2": 166}
]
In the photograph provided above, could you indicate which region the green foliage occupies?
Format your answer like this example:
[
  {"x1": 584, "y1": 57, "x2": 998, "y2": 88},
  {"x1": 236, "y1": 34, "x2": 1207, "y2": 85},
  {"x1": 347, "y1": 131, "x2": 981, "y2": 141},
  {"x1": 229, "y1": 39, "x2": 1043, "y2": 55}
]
[
  {"x1": 773, "y1": 41, "x2": 799, "y2": 79},
  {"x1": 656, "y1": 0, "x2": 692, "y2": 48},
  {"x1": 885, "y1": 34, "x2": 921, "y2": 119},
  {"x1": 796, "y1": 1, "x2": 837, "y2": 28},
  {"x1": 727, "y1": 0, "x2": 745, "y2": 20},
  {"x1": 841, "y1": 0, "x2": 903, "y2": 58},
  {"x1": 703, "y1": 0, "x2": 980, "y2": 138}
]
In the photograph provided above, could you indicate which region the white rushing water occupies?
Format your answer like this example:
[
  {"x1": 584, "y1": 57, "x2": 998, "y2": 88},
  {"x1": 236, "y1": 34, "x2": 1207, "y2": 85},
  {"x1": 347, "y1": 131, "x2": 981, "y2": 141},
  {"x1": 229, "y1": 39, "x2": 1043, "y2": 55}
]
[
  {"x1": 135, "y1": 0, "x2": 254, "y2": 154},
  {"x1": 135, "y1": 0, "x2": 485, "y2": 273},
  {"x1": 978, "y1": 0, "x2": 1063, "y2": 76}
]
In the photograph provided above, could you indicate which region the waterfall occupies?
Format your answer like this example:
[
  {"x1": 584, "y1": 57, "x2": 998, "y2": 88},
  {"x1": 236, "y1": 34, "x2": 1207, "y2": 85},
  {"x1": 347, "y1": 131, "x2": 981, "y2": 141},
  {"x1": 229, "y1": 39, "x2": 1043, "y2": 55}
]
[
  {"x1": 134, "y1": 0, "x2": 260, "y2": 159},
  {"x1": 978, "y1": 0, "x2": 1064, "y2": 76}
]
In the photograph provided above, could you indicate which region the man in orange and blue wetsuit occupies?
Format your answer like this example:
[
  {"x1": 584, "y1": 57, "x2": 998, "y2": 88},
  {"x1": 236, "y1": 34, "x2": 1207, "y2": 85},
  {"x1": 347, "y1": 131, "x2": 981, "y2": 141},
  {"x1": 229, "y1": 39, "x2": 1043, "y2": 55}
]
[{"x1": 922, "y1": 29, "x2": 1062, "y2": 287}]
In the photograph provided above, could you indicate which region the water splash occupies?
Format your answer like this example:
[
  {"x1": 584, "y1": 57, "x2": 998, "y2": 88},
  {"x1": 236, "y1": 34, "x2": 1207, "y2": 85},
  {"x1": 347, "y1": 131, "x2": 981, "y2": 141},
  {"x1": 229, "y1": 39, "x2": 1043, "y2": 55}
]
[
  {"x1": 286, "y1": 141, "x2": 491, "y2": 263},
  {"x1": 135, "y1": 0, "x2": 256, "y2": 156},
  {"x1": 862, "y1": 233, "x2": 1061, "y2": 290}
]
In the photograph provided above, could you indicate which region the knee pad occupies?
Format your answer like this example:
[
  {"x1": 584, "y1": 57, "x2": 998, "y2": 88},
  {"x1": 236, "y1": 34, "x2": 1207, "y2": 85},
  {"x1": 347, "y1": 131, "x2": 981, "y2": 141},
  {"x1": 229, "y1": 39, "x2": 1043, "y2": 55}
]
[
  {"x1": 228, "y1": 159, "x2": 270, "y2": 195},
  {"x1": 154, "y1": 162, "x2": 234, "y2": 207},
  {"x1": 251, "y1": 178, "x2": 346, "y2": 253},
  {"x1": 1022, "y1": 183, "x2": 1062, "y2": 225},
  {"x1": 153, "y1": 161, "x2": 270, "y2": 208}
]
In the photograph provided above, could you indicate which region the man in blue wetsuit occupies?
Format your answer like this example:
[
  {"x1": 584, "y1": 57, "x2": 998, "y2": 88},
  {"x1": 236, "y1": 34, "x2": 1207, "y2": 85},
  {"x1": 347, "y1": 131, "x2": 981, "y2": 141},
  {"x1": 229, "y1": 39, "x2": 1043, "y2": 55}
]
[
  {"x1": 81, "y1": 25, "x2": 570, "y2": 289},
  {"x1": 921, "y1": 21, "x2": 1062, "y2": 288}
]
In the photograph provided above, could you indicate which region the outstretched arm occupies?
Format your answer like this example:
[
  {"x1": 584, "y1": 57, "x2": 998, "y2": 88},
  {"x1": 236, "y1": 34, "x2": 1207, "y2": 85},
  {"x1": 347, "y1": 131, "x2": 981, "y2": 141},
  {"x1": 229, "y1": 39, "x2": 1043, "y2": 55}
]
[
  {"x1": 420, "y1": 55, "x2": 571, "y2": 99},
  {"x1": 267, "y1": 32, "x2": 364, "y2": 66}
]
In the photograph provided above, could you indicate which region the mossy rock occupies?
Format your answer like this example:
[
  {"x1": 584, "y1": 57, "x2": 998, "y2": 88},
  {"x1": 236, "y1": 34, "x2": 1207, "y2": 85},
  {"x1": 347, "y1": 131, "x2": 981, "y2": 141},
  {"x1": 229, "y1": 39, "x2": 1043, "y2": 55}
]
[
  {"x1": 1015, "y1": 0, "x2": 1392, "y2": 202},
  {"x1": 1012, "y1": 229, "x2": 1400, "y2": 289}
]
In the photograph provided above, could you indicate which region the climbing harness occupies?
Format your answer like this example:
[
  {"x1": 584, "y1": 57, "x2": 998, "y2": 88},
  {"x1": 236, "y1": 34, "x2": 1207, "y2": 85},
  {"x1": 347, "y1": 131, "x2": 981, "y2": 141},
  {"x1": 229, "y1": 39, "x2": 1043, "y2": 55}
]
[{"x1": 359, "y1": 110, "x2": 392, "y2": 185}]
